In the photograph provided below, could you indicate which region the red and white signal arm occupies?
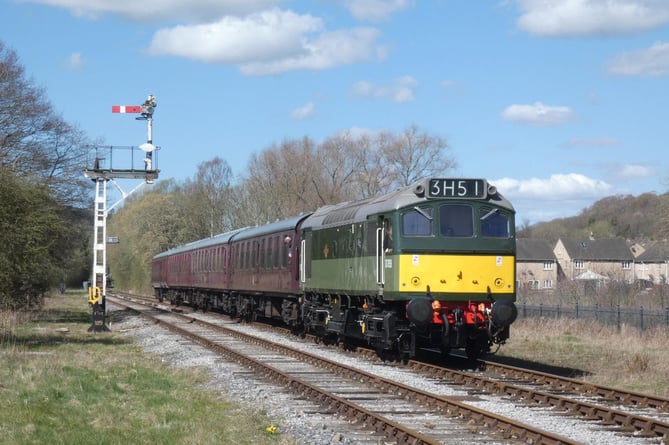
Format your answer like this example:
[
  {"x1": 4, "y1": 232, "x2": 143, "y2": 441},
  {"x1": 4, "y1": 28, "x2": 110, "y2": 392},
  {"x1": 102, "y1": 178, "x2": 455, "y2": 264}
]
[{"x1": 111, "y1": 105, "x2": 142, "y2": 113}]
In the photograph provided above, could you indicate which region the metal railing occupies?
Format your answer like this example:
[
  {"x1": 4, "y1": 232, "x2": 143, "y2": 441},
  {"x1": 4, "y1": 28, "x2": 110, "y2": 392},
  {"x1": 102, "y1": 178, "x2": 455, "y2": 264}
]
[{"x1": 517, "y1": 303, "x2": 669, "y2": 331}]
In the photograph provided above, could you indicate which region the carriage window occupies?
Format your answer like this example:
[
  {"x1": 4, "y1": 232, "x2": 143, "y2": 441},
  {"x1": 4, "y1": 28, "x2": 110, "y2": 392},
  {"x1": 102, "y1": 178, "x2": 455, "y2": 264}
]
[
  {"x1": 439, "y1": 205, "x2": 473, "y2": 237},
  {"x1": 479, "y1": 208, "x2": 509, "y2": 238},
  {"x1": 402, "y1": 207, "x2": 433, "y2": 236}
]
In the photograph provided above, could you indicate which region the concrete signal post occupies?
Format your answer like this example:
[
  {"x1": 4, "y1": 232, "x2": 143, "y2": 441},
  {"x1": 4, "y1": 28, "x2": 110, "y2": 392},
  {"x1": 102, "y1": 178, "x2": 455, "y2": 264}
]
[{"x1": 84, "y1": 95, "x2": 160, "y2": 332}]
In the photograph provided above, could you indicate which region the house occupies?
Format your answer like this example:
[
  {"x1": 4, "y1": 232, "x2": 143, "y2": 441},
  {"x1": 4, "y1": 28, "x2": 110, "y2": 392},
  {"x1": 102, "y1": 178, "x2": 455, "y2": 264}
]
[
  {"x1": 553, "y1": 238, "x2": 635, "y2": 283},
  {"x1": 634, "y1": 241, "x2": 669, "y2": 286},
  {"x1": 516, "y1": 238, "x2": 558, "y2": 290}
]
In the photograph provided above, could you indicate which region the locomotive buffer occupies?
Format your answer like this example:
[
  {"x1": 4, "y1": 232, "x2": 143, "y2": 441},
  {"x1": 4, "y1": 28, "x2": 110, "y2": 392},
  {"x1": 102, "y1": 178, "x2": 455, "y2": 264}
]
[{"x1": 83, "y1": 95, "x2": 160, "y2": 332}]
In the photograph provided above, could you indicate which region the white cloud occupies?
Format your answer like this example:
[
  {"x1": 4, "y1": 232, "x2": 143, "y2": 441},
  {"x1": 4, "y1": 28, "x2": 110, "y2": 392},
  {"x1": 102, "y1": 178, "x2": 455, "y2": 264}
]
[
  {"x1": 352, "y1": 75, "x2": 417, "y2": 103},
  {"x1": 613, "y1": 164, "x2": 655, "y2": 179},
  {"x1": 492, "y1": 173, "x2": 613, "y2": 201},
  {"x1": 239, "y1": 27, "x2": 382, "y2": 75},
  {"x1": 22, "y1": 0, "x2": 283, "y2": 22},
  {"x1": 291, "y1": 102, "x2": 315, "y2": 120},
  {"x1": 343, "y1": 0, "x2": 412, "y2": 21},
  {"x1": 501, "y1": 102, "x2": 574, "y2": 126},
  {"x1": 148, "y1": 10, "x2": 320, "y2": 63},
  {"x1": 608, "y1": 41, "x2": 669, "y2": 76},
  {"x1": 515, "y1": 0, "x2": 669, "y2": 37},
  {"x1": 147, "y1": 10, "x2": 382, "y2": 74},
  {"x1": 492, "y1": 173, "x2": 614, "y2": 222},
  {"x1": 65, "y1": 52, "x2": 85, "y2": 69}
]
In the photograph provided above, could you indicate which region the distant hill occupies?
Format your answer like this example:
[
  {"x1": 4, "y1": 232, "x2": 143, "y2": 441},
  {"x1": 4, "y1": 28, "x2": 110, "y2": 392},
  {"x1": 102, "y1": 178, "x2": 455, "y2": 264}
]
[{"x1": 517, "y1": 192, "x2": 669, "y2": 243}]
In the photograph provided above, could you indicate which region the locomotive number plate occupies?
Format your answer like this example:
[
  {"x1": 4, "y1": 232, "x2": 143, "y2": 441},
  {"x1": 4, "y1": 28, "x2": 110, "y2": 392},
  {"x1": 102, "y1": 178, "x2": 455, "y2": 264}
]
[{"x1": 427, "y1": 179, "x2": 486, "y2": 199}]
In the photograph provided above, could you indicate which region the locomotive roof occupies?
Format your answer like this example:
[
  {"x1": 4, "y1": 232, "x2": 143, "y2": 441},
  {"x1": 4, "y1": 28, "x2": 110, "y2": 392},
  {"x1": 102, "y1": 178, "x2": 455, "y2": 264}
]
[
  {"x1": 302, "y1": 178, "x2": 514, "y2": 230},
  {"x1": 153, "y1": 227, "x2": 248, "y2": 259}
]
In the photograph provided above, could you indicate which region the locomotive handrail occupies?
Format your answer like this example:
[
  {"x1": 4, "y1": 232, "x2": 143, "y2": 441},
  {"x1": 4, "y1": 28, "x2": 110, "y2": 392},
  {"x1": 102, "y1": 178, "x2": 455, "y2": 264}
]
[
  {"x1": 375, "y1": 227, "x2": 385, "y2": 286},
  {"x1": 299, "y1": 239, "x2": 306, "y2": 283}
]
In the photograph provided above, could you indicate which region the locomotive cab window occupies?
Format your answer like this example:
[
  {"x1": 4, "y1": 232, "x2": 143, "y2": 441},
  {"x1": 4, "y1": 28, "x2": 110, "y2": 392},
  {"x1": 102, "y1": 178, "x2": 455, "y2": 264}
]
[
  {"x1": 439, "y1": 204, "x2": 473, "y2": 237},
  {"x1": 479, "y1": 207, "x2": 510, "y2": 238},
  {"x1": 401, "y1": 206, "x2": 433, "y2": 236}
]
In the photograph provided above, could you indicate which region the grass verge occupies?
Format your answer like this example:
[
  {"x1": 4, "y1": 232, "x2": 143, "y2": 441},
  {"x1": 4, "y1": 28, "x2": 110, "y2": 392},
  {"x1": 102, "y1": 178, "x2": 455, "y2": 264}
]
[
  {"x1": 0, "y1": 292, "x2": 293, "y2": 445},
  {"x1": 500, "y1": 317, "x2": 669, "y2": 396}
]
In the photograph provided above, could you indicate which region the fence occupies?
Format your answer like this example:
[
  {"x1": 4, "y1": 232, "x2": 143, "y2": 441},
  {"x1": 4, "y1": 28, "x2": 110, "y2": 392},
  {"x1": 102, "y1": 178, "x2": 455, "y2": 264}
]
[{"x1": 517, "y1": 303, "x2": 669, "y2": 331}]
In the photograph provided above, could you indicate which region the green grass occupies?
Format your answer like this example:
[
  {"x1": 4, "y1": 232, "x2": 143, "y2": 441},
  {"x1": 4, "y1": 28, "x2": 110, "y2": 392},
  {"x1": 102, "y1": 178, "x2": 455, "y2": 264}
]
[{"x1": 0, "y1": 292, "x2": 294, "y2": 445}]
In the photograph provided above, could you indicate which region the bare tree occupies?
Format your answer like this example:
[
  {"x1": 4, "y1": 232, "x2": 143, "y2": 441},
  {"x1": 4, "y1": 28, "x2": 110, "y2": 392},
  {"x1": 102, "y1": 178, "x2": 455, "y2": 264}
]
[
  {"x1": 239, "y1": 127, "x2": 456, "y2": 223},
  {"x1": 0, "y1": 41, "x2": 90, "y2": 206},
  {"x1": 380, "y1": 124, "x2": 456, "y2": 189},
  {"x1": 184, "y1": 157, "x2": 233, "y2": 237},
  {"x1": 315, "y1": 131, "x2": 360, "y2": 203},
  {"x1": 243, "y1": 137, "x2": 321, "y2": 222},
  {"x1": 351, "y1": 132, "x2": 393, "y2": 198}
]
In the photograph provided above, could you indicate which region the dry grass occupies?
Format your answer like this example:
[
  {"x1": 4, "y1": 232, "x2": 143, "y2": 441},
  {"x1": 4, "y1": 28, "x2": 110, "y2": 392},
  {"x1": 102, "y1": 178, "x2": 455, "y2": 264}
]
[{"x1": 500, "y1": 317, "x2": 669, "y2": 397}]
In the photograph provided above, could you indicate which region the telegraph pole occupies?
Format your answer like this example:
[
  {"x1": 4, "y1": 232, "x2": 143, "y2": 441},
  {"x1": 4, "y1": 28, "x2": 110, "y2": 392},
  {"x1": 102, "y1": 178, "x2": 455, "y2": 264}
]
[{"x1": 84, "y1": 95, "x2": 160, "y2": 332}]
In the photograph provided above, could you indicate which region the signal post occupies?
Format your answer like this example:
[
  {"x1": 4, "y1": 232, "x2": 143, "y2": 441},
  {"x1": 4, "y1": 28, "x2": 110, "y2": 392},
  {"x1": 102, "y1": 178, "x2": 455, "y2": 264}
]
[{"x1": 84, "y1": 95, "x2": 160, "y2": 332}]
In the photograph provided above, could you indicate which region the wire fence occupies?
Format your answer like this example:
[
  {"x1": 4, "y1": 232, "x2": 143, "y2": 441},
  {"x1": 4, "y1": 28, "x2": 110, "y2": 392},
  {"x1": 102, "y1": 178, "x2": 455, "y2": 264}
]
[{"x1": 517, "y1": 303, "x2": 669, "y2": 331}]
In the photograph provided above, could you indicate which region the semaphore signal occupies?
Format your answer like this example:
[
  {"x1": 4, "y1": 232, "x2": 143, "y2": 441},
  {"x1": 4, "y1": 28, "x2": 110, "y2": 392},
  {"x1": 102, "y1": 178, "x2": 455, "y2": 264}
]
[{"x1": 83, "y1": 94, "x2": 161, "y2": 332}]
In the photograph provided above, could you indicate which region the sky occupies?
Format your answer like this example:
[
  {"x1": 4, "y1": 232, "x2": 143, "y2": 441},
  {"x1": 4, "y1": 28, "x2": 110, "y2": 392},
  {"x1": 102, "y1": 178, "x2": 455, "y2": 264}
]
[{"x1": 1, "y1": 0, "x2": 668, "y2": 225}]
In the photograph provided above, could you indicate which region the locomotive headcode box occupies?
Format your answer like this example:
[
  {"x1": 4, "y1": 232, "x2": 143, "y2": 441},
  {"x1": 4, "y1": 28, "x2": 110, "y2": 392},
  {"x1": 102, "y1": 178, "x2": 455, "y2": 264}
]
[{"x1": 427, "y1": 179, "x2": 486, "y2": 199}]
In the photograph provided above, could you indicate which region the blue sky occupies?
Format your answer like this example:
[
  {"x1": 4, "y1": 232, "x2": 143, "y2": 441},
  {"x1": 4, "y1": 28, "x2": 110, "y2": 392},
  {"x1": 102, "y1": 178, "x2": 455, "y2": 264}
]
[{"x1": 2, "y1": 0, "x2": 668, "y2": 224}]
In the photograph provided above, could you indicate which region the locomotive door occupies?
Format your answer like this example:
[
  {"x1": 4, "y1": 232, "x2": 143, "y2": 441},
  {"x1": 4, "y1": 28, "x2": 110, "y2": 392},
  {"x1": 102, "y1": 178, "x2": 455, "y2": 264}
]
[{"x1": 375, "y1": 216, "x2": 392, "y2": 291}]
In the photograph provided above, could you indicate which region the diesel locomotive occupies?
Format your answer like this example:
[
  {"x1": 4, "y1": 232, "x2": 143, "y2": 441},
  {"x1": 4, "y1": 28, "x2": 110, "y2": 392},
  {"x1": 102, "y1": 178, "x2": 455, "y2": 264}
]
[{"x1": 152, "y1": 178, "x2": 518, "y2": 360}]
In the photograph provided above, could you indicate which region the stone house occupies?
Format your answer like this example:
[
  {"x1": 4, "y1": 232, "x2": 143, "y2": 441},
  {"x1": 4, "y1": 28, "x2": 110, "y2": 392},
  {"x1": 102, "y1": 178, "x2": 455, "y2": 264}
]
[
  {"x1": 553, "y1": 238, "x2": 635, "y2": 283},
  {"x1": 634, "y1": 241, "x2": 669, "y2": 286},
  {"x1": 516, "y1": 238, "x2": 558, "y2": 290}
]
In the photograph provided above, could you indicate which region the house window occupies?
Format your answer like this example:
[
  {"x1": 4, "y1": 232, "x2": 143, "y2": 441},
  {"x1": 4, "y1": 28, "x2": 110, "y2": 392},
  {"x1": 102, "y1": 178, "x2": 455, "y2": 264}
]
[
  {"x1": 543, "y1": 280, "x2": 553, "y2": 289},
  {"x1": 574, "y1": 260, "x2": 584, "y2": 269},
  {"x1": 543, "y1": 261, "x2": 553, "y2": 270},
  {"x1": 622, "y1": 261, "x2": 632, "y2": 270},
  {"x1": 529, "y1": 280, "x2": 539, "y2": 289}
]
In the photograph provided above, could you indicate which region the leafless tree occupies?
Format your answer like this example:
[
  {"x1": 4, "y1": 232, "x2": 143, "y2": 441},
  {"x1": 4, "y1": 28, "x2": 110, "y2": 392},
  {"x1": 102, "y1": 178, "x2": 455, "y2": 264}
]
[
  {"x1": 0, "y1": 41, "x2": 90, "y2": 206},
  {"x1": 238, "y1": 126, "x2": 457, "y2": 222},
  {"x1": 243, "y1": 137, "x2": 321, "y2": 222},
  {"x1": 315, "y1": 131, "x2": 360, "y2": 203},
  {"x1": 380, "y1": 124, "x2": 456, "y2": 189},
  {"x1": 184, "y1": 157, "x2": 233, "y2": 237},
  {"x1": 351, "y1": 132, "x2": 393, "y2": 198}
]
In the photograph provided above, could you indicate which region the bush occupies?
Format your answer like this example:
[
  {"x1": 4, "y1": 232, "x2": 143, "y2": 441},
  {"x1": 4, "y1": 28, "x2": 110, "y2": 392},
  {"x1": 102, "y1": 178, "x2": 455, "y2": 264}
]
[{"x1": 0, "y1": 169, "x2": 65, "y2": 309}]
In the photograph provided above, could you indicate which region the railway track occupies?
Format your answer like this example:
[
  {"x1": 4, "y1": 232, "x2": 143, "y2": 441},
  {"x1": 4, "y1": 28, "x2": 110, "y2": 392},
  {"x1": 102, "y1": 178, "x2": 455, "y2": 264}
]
[
  {"x1": 108, "y1": 292, "x2": 668, "y2": 444},
  {"x1": 408, "y1": 358, "x2": 669, "y2": 440},
  {"x1": 109, "y1": 293, "x2": 579, "y2": 444}
]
